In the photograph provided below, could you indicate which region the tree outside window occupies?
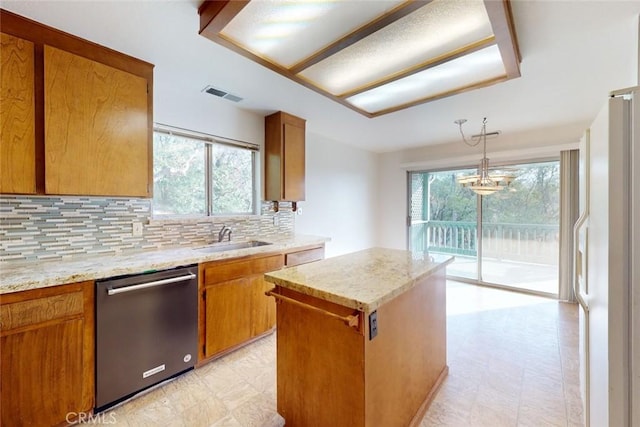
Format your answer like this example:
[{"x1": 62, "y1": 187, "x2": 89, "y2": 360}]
[{"x1": 152, "y1": 130, "x2": 256, "y2": 216}]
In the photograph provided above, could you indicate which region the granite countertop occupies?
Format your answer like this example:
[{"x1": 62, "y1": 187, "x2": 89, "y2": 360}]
[
  {"x1": 264, "y1": 247, "x2": 453, "y2": 313},
  {"x1": 0, "y1": 234, "x2": 328, "y2": 294}
]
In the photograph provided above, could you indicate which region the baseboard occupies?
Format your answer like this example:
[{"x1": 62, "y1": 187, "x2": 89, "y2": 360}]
[
  {"x1": 196, "y1": 327, "x2": 275, "y2": 368},
  {"x1": 409, "y1": 365, "x2": 449, "y2": 427}
]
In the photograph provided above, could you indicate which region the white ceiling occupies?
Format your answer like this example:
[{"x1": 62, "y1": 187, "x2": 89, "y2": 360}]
[{"x1": 3, "y1": 0, "x2": 639, "y2": 153}]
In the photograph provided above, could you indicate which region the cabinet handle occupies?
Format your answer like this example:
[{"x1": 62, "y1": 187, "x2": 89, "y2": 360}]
[
  {"x1": 107, "y1": 273, "x2": 196, "y2": 295},
  {"x1": 265, "y1": 289, "x2": 360, "y2": 329}
]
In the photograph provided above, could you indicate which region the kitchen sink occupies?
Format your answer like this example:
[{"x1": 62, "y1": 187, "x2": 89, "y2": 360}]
[{"x1": 194, "y1": 240, "x2": 272, "y2": 253}]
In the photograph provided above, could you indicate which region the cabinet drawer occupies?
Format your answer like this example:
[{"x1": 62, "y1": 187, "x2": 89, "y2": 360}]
[
  {"x1": 202, "y1": 254, "x2": 284, "y2": 286},
  {"x1": 0, "y1": 289, "x2": 84, "y2": 332},
  {"x1": 285, "y1": 246, "x2": 325, "y2": 267}
]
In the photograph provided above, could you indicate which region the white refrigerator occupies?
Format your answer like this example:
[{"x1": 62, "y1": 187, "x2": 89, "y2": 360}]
[{"x1": 575, "y1": 86, "x2": 639, "y2": 427}]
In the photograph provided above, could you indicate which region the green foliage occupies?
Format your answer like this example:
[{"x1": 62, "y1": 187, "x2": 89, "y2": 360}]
[
  {"x1": 423, "y1": 161, "x2": 559, "y2": 225},
  {"x1": 153, "y1": 134, "x2": 206, "y2": 215},
  {"x1": 482, "y1": 162, "x2": 559, "y2": 224},
  {"x1": 428, "y1": 170, "x2": 477, "y2": 222},
  {"x1": 211, "y1": 145, "x2": 253, "y2": 214},
  {"x1": 153, "y1": 133, "x2": 254, "y2": 216}
]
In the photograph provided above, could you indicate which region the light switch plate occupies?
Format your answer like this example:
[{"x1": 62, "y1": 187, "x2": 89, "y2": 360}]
[{"x1": 369, "y1": 311, "x2": 378, "y2": 340}]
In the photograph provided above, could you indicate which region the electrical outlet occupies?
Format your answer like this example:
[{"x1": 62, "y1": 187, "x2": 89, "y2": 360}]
[
  {"x1": 273, "y1": 215, "x2": 279, "y2": 226},
  {"x1": 132, "y1": 222, "x2": 143, "y2": 237},
  {"x1": 369, "y1": 311, "x2": 378, "y2": 340}
]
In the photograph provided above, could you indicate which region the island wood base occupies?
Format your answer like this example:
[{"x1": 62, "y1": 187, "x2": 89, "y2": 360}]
[{"x1": 273, "y1": 266, "x2": 447, "y2": 427}]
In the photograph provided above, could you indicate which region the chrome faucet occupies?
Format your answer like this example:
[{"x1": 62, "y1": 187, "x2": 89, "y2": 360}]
[{"x1": 218, "y1": 225, "x2": 232, "y2": 242}]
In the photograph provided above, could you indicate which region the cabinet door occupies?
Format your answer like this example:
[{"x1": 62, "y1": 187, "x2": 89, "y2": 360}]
[
  {"x1": 2, "y1": 320, "x2": 84, "y2": 425},
  {"x1": 204, "y1": 278, "x2": 253, "y2": 358},
  {"x1": 44, "y1": 45, "x2": 150, "y2": 197},
  {"x1": 251, "y1": 274, "x2": 276, "y2": 336},
  {"x1": 282, "y1": 121, "x2": 305, "y2": 201},
  {"x1": 0, "y1": 282, "x2": 94, "y2": 427},
  {"x1": 265, "y1": 111, "x2": 305, "y2": 202},
  {"x1": 0, "y1": 33, "x2": 36, "y2": 194}
]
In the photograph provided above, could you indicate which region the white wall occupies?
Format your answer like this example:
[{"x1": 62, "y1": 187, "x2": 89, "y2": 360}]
[
  {"x1": 154, "y1": 86, "x2": 264, "y2": 147},
  {"x1": 295, "y1": 132, "x2": 379, "y2": 258},
  {"x1": 155, "y1": 101, "x2": 381, "y2": 258},
  {"x1": 156, "y1": 79, "x2": 382, "y2": 258},
  {"x1": 376, "y1": 150, "x2": 407, "y2": 250},
  {"x1": 154, "y1": 86, "x2": 267, "y2": 203}
]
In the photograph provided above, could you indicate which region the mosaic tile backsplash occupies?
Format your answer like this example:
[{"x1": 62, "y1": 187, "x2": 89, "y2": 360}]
[{"x1": 0, "y1": 196, "x2": 295, "y2": 262}]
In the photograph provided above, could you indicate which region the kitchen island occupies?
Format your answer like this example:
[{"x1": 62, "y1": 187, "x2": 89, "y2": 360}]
[{"x1": 264, "y1": 248, "x2": 453, "y2": 427}]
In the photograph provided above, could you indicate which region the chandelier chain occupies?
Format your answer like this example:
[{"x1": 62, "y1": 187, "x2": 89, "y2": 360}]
[{"x1": 456, "y1": 117, "x2": 486, "y2": 147}]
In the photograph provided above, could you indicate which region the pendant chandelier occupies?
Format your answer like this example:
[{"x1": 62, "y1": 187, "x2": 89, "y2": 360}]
[{"x1": 455, "y1": 117, "x2": 515, "y2": 195}]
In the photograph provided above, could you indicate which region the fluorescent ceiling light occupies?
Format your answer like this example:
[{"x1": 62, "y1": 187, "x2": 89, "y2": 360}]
[
  {"x1": 346, "y1": 45, "x2": 505, "y2": 114},
  {"x1": 198, "y1": 0, "x2": 521, "y2": 117},
  {"x1": 300, "y1": 0, "x2": 494, "y2": 95},
  {"x1": 221, "y1": 0, "x2": 403, "y2": 67}
]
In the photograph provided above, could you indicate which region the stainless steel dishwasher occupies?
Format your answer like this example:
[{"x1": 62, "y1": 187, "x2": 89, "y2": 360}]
[{"x1": 95, "y1": 265, "x2": 198, "y2": 412}]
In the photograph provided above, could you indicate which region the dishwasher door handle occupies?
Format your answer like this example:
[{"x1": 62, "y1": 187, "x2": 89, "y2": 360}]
[{"x1": 107, "y1": 273, "x2": 196, "y2": 295}]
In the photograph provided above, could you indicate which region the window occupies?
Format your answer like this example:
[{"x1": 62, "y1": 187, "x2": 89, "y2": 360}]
[{"x1": 152, "y1": 126, "x2": 258, "y2": 216}]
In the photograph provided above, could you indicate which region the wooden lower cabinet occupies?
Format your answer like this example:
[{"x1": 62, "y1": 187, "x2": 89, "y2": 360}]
[
  {"x1": 0, "y1": 281, "x2": 94, "y2": 427},
  {"x1": 199, "y1": 253, "x2": 284, "y2": 362},
  {"x1": 274, "y1": 266, "x2": 448, "y2": 427},
  {"x1": 252, "y1": 274, "x2": 277, "y2": 336},
  {"x1": 203, "y1": 277, "x2": 254, "y2": 357}
]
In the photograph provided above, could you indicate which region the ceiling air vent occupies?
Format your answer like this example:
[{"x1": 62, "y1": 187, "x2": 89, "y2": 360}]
[{"x1": 202, "y1": 85, "x2": 243, "y2": 103}]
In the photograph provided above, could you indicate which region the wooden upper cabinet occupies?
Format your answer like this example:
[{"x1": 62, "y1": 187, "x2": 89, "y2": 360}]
[
  {"x1": 44, "y1": 46, "x2": 150, "y2": 197},
  {"x1": 0, "y1": 33, "x2": 36, "y2": 194},
  {"x1": 265, "y1": 111, "x2": 306, "y2": 202},
  {"x1": 0, "y1": 9, "x2": 154, "y2": 197}
]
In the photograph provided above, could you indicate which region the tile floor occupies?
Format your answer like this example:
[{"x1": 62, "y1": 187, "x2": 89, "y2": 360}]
[
  {"x1": 421, "y1": 282, "x2": 583, "y2": 427},
  {"x1": 102, "y1": 281, "x2": 583, "y2": 426}
]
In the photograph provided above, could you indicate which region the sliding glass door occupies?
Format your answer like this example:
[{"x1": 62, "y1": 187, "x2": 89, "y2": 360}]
[
  {"x1": 409, "y1": 168, "x2": 478, "y2": 280},
  {"x1": 408, "y1": 160, "x2": 560, "y2": 296},
  {"x1": 480, "y1": 161, "x2": 559, "y2": 294}
]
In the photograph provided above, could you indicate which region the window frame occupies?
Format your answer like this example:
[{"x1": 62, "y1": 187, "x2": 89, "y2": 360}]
[{"x1": 152, "y1": 123, "x2": 259, "y2": 218}]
